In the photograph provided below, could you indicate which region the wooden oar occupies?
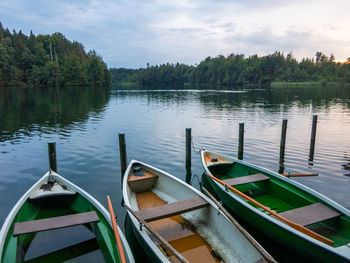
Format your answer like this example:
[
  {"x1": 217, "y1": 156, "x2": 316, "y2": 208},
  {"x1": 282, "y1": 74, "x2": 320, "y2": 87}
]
[
  {"x1": 202, "y1": 187, "x2": 277, "y2": 263},
  {"x1": 107, "y1": 196, "x2": 127, "y2": 263},
  {"x1": 282, "y1": 173, "x2": 318, "y2": 178},
  {"x1": 123, "y1": 203, "x2": 190, "y2": 263},
  {"x1": 206, "y1": 173, "x2": 334, "y2": 246}
]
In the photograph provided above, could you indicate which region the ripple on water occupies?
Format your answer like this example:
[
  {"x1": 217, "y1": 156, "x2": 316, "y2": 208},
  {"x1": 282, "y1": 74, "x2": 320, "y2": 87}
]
[{"x1": 1, "y1": 87, "x2": 350, "y2": 230}]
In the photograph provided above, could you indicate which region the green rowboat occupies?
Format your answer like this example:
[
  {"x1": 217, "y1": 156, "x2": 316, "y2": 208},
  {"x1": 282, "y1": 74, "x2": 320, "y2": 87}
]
[
  {"x1": 0, "y1": 170, "x2": 134, "y2": 263},
  {"x1": 201, "y1": 149, "x2": 350, "y2": 262}
]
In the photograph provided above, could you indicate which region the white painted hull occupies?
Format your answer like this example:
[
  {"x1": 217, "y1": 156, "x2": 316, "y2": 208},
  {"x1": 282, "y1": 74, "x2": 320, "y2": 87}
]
[{"x1": 123, "y1": 160, "x2": 272, "y2": 263}]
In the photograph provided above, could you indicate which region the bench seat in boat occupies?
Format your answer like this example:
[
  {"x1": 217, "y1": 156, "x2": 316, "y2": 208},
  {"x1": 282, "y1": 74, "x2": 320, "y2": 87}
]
[
  {"x1": 278, "y1": 203, "x2": 341, "y2": 226},
  {"x1": 13, "y1": 211, "x2": 99, "y2": 236},
  {"x1": 222, "y1": 173, "x2": 270, "y2": 186},
  {"x1": 128, "y1": 171, "x2": 158, "y2": 192},
  {"x1": 134, "y1": 196, "x2": 209, "y2": 222}
]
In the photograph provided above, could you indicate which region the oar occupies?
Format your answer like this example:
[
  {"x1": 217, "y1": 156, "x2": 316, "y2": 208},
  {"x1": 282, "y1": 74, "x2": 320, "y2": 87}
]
[
  {"x1": 107, "y1": 196, "x2": 127, "y2": 263},
  {"x1": 206, "y1": 173, "x2": 334, "y2": 246},
  {"x1": 123, "y1": 203, "x2": 190, "y2": 263},
  {"x1": 201, "y1": 187, "x2": 277, "y2": 263},
  {"x1": 282, "y1": 173, "x2": 318, "y2": 178}
]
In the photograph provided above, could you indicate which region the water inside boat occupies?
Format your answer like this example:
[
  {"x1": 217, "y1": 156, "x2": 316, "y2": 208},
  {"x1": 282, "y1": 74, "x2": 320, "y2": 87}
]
[
  {"x1": 136, "y1": 191, "x2": 220, "y2": 263},
  {"x1": 24, "y1": 225, "x2": 104, "y2": 262}
]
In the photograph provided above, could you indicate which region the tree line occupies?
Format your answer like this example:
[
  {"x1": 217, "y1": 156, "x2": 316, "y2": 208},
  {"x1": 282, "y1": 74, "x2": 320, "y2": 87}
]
[
  {"x1": 111, "y1": 52, "x2": 350, "y2": 89},
  {"x1": 0, "y1": 23, "x2": 111, "y2": 88}
]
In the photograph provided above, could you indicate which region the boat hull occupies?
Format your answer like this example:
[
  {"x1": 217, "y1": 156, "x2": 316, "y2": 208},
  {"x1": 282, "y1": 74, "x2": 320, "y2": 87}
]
[
  {"x1": 123, "y1": 160, "x2": 274, "y2": 263},
  {"x1": 0, "y1": 171, "x2": 134, "y2": 263},
  {"x1": 201, "y1": 150, "x2": 350, "y2": 263}
]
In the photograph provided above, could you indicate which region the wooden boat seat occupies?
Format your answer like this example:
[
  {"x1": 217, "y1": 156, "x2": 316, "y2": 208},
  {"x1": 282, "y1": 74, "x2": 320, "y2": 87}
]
[
  {"x1": 13, "y1": 211, "x2": 99, "y2": 236},
  {"x1": 278, "y1": 203, "x2": 341, "y2": 226},
  {"x1": 222, "y1": 173, "x2": 270, "y2": 186},
  {"x1": 134, "y1": 196, "x2": 209, "y2": 222},
  {"x1": 128, "y1": 171, "x2": 158, "y2": 193}
]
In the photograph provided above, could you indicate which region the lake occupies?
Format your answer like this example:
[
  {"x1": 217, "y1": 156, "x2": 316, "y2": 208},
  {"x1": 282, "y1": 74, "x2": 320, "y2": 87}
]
[{"x1": 0, "y1": 85, "x2": 349, "y2": 260}]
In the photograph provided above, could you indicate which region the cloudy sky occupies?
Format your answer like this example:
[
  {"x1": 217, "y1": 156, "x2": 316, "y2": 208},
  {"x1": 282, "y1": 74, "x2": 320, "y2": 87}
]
[{"x1": 1, "y1": 0, "x2": 349, "y2": 68}]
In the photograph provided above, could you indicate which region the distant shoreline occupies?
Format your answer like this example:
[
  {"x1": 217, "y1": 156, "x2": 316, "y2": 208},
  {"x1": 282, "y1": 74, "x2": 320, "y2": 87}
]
[{"x1": 270, "y1": 81, "x2": 350, "y2": 88}]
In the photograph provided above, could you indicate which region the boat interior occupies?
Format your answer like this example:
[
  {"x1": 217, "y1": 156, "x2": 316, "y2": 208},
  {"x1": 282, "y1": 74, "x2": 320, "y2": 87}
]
[
  {"x1": 2, "y1": 192, "x2": 120, "y2": 263},
  {"x1": 127, "y1": 163, "x2": 264, "y2": 263},
  {"x1": 207, "y1": 160, "x2": 350, "y2": 248}
]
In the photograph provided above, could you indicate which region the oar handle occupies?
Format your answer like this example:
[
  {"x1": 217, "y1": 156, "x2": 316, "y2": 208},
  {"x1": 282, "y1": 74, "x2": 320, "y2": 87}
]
[
  {"x1": 107, "y1": 196, "x2": 127, "y2": 263},
  {"x1": 206, "y1": 173, "x2": 334, "y2": 246},
  {"x1": 123, "y1": 203, "x2": 190, "y2": 263}
]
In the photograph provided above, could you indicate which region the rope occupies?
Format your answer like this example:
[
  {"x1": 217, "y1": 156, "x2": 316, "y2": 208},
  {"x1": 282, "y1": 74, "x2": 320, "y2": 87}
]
[{"x1": 191, "y1": 136, "x2": 202, "y2": 155}]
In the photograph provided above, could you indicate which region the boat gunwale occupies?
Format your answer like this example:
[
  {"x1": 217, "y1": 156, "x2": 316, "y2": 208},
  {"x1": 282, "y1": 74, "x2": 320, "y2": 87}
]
[
  {"x1": 0, "y1": 171, "x2": 134, "y2": 263},
  {"x1": 200, "y1": 149, "x2": 350, "y2": 256}
]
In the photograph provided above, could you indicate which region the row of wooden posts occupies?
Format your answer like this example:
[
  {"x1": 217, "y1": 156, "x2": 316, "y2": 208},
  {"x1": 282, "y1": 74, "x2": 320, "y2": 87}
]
[
  {"x1": 47, "y1": 115, "x2": 318, "y2": 177},
  {"x1": 184, "y1": 115, "x2": 318, "y2": 176}
]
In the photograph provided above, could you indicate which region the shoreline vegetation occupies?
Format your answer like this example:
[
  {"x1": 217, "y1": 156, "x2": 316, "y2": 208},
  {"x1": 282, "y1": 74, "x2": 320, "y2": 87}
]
[
  {"x1": 111, "y1": 54, "x2": 350, "y2": 90},
  {"x1": 1, "y1": 23, "x2": 350, "y2": 90},
  {"x1": 0, "y1": 23, "x2": 111, "y2": 88}
]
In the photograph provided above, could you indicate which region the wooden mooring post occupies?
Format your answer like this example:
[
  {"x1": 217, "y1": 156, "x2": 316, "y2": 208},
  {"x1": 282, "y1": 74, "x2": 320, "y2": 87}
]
[
  {"x1": 309, "y1": 115, "x2": 318, "y2": 162},
  {"x1": 279, "y1": 119, "x2": 288, "y2": 173},
  {"x1": 185, "y1": 128, "x2": 192, "y2": 184},
  {"x1": 118, "y1": 133, "x2": 127, "y2": 182},
  {"x1": 238, "y1": 123, "x2": 244, "y2": 160},
  {"x1": 48, "y1": 142, "x2": 57, "y2": 172}
]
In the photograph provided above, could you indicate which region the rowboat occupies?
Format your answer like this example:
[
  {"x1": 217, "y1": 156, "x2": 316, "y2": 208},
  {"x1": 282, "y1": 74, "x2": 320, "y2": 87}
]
[
  {"x1": 0, "y1": 170, "x2": 134, "y2": 263},
  {"x1": 123, "y1": 160, "x2": 275, "y2": 263},
  {"x1": 201, "y1": 149, "x2": 350, "y2": 262}
]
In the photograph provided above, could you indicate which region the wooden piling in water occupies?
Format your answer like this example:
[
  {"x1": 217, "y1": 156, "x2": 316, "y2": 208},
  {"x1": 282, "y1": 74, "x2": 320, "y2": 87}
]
[
  {"x1": 309, "y1": 115, "x2": 318, "y2": 161},
  {"x1": 238, "y1": 123, "x2": 244, "y2": 160},
  {"x1": 279, "y1": 119, "x2": 288, "y2": 167},
  {"x1": 48, "y1": 142, "x2": 57, "y2": 172},
  {"x1": 118, "y1": 133, "x2": 127, "y2": 182},
  {"x1": 185, "y1": 128, "x2": 192, "y2": 178}
]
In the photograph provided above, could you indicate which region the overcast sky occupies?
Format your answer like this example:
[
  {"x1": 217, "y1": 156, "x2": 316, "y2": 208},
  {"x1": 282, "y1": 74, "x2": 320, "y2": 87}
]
[{"x1": 1, "y1": 0, "x2": 349, "y2": 68}]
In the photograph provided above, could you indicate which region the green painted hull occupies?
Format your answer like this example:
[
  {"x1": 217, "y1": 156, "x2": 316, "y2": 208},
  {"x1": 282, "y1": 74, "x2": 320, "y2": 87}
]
[
  {"x1": 201, "y1": 152, "x2": 350, "y2": 263},
  {"x1": 0, "y1": 173, "x2": 130, "y2": 263},
  {"x1": 129, "y1": 218, "x2": 163, "y2": 263}
]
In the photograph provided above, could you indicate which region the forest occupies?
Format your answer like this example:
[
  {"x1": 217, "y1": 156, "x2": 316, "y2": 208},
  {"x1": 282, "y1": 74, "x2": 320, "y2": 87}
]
[
  {"x1": 110, "y1": 52, "x2": 350, "y2": 89},
  {"x1": 0, "y1": 23, "x2": 111, "y2": 88}
]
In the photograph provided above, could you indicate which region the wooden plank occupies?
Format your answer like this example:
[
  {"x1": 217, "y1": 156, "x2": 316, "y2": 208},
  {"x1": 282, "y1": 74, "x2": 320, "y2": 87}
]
[
  {"x1": 14, "y1": 211, "x2": 99, "y2": 236},
  {"x1": 222, "y1": 173, "x2": 270, "y2": 186},
  {"x1": 128, "y1": 171, "x2": 158, "y2": 193},
  {"x1": 128, "y1": 170, "x2": 158, "y2": 182},
  {"x1": 279, "y1": 203, "x2": 341, "y2": 226},
  {"x1": 134, "y1": 196, "x2": 209, "y2": 222}
]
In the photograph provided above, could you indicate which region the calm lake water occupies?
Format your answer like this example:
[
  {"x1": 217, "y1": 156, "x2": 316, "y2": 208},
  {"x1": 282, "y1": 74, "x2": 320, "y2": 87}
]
[{"x1": 1, "y1": 85, "x2": 350, "y2": 260}]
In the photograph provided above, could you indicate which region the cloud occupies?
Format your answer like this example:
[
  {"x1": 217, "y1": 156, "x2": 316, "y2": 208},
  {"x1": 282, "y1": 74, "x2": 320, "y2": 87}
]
[{"x1": 0, "y1": 0, "x2": 349, "y2": 68}]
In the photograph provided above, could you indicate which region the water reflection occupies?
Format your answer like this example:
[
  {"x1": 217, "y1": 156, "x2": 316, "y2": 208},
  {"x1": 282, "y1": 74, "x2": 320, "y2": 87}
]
[
  {"x1": 342, "y1": 153, "x2": 350, "y2": 177},
  {"x1": 0, "y1": 86, "x2": 111, "y2": 143},
  {"x1": 0, "y1": 85, "x2": 350, "y2": 262},
  {"x1": 113, "y1": 86, "x2": 350, "y2": 114}
]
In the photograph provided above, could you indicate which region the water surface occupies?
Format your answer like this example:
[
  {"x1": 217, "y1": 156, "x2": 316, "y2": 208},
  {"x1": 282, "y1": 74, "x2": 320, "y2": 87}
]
[{"x1": 0, "y1": 85, "x2": 349, "y2": 259}]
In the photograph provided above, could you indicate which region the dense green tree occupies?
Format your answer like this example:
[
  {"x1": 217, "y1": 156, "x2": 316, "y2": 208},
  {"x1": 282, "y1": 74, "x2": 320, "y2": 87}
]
[
  {"x1": 0, "y1": 23, "x2": 111, "y2": 88},
  {"x1": 111, "y1": 51, "x2": 350, "y2": 89}
]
